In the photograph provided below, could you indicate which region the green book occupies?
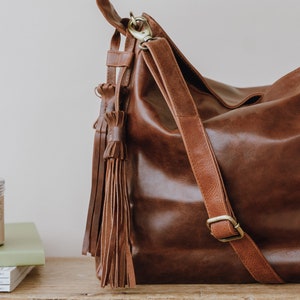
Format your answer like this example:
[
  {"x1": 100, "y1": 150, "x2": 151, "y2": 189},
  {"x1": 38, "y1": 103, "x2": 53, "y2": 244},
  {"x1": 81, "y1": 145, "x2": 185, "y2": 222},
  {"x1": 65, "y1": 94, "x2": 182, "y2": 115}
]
[{"x1": 0, "y1": 223, "x2": 45, "y2": 267}]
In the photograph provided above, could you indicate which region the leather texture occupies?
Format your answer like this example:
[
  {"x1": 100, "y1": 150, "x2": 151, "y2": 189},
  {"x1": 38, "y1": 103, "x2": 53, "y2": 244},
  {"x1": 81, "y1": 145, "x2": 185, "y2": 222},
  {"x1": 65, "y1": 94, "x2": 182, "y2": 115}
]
[
  {"x1": 141, "y1": 36, "x2": 283, "y2": 284},
  {"x1": 83, "y1": 1, "x2": 300, "y2": 286}
]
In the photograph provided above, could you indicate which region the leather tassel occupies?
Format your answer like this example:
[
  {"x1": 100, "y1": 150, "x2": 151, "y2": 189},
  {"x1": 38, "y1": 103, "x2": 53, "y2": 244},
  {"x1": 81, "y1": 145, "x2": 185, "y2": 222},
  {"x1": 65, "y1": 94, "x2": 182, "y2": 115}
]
[
  {"x1": 82, "y1": 111, "x2": 107, "y2": 256},
  {"x1": 82, "y1": 84, "x2": 115, "y2": 256},
  {"x1": 96, "y1": 110, "x2": 136, "y2": 288}
]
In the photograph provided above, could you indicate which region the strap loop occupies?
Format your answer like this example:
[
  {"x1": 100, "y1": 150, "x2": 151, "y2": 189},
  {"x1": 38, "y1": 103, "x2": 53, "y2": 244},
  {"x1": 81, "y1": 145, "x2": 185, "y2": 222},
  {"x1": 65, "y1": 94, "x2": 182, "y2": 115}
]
[
  {"x1": 106, "y1": 50, "x2": 134, "y2": 67},
  {"x1": 96, "y1": 0, "x2": 127, "y2": 34}
]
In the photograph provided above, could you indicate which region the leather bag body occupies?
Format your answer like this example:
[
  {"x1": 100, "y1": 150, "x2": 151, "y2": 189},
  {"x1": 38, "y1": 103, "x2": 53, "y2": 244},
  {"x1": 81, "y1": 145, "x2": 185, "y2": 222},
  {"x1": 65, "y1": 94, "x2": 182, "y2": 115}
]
[{"x1": 83, "y1": 1, "x2": 300, "y2": 287}]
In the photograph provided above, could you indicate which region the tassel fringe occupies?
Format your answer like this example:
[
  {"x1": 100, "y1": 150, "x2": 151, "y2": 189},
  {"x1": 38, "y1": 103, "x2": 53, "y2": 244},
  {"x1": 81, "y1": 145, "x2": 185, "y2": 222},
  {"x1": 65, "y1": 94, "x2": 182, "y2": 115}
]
[
  {"x1": 82, "y1": 84, "x2": 116, "y2": 257},
  {"x1": 96, "y1": 110, "x2": 136, "y2": 288}
]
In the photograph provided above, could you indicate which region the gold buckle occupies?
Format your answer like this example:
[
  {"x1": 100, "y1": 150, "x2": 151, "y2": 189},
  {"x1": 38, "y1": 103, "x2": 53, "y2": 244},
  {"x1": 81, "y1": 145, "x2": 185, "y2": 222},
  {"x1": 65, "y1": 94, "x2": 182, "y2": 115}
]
[
  {"x1": 128, "y1": 13, "x2": 156, "y2": 50},
  {"x1": 206, "y1": 215, "x2": 245, "y2": 242},
  {"x1": 128, "y1": 14, "x2": 153, "y2": 42}
]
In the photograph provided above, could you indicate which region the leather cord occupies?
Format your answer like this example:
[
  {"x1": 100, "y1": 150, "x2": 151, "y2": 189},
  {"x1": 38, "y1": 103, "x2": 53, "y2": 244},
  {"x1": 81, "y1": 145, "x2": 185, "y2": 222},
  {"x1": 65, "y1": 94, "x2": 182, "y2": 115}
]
[{"x1": 141, "y1": 37, "x2": 284, "y2": 284}]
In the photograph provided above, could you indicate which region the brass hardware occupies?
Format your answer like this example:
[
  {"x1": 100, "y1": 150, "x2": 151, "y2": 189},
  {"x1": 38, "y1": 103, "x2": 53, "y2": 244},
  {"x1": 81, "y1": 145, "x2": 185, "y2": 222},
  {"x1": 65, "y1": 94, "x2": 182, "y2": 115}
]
[
  {"x1": 128, "y1": 13, "x2": 154, "y2": 49},
  {"x1": 206, "y1": 215, "x2": 245, "y2": 242},
  {"x1": 129, "y1": 12, "x2": 137, "y2": 28},
  {"x1": 94, "y1": 86, "x2": 102, "y2": 98}
]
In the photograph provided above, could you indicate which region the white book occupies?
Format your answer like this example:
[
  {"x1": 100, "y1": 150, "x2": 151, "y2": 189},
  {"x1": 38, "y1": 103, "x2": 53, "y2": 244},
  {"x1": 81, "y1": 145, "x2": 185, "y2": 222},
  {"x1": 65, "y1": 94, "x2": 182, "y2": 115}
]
[
  {"x1": 0, "y1": 266, "x2": 30, "y2": 281},
  {"x1": 0, "y1": 266, "x2": 34, "y2": 292}
]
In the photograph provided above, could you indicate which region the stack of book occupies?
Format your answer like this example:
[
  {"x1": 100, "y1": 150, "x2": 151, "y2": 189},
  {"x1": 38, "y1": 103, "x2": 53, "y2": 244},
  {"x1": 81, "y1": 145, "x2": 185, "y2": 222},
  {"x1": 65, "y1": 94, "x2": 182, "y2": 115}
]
[{"x1": 0, "y1": 223, "x2": 45, "y2": 292}]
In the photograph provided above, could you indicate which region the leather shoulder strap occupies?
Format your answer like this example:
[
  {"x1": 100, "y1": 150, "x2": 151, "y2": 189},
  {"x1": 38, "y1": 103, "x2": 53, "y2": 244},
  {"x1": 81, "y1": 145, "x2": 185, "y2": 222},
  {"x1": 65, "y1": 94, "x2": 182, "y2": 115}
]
[
  {"x1": 141, "y1": 37, "x2": 284, "y2": 284},
  {"x1": 96, "y1": 0, "x2": 126, "y2": 34}
]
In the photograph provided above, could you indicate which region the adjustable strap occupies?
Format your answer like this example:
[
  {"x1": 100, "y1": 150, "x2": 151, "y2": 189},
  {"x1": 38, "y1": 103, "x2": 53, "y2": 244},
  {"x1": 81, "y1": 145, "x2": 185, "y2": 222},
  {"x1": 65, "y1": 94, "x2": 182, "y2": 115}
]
[{"x1": 141, "y1": 37, "x2": 284, "y2": 284}]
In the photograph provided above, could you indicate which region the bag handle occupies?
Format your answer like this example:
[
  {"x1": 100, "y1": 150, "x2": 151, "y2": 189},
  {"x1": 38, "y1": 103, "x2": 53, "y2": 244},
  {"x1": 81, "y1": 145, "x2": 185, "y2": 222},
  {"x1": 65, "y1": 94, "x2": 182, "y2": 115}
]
[
  {"x1": 140, "y1": 37, "x2": 284, "y2": 284},
  {"x1": 96, "y1": 0, "x2": 127, "y2": 34}
]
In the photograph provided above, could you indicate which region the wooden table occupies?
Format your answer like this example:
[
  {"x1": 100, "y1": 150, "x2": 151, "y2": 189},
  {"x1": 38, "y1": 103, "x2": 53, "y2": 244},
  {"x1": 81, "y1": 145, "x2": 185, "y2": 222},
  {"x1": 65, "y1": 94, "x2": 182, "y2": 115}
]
[{"x1": 0, "y1": 257, "x2": 299, "y2": 299}]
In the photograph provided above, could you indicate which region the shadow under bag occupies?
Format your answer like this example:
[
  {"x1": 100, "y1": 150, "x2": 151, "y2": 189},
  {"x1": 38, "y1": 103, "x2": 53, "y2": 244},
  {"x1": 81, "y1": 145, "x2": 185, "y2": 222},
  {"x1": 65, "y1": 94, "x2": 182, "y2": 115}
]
[{"x1": 83, "y1": 0, "x2": 300, "y2": 288}]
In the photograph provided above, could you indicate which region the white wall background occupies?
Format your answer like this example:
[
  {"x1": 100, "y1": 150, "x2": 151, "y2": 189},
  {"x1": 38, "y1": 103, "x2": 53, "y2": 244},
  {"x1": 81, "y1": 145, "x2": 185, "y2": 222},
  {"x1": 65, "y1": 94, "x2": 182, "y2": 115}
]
[{"x1": 0, "y1": 0, "x2": 299, "y2": 257}]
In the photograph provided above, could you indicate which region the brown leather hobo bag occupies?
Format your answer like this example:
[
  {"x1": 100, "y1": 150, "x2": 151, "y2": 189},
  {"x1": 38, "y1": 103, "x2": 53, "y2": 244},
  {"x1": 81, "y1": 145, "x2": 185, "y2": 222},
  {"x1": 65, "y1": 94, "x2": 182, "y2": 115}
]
[{"x1": 83, "y1": 0, "x2": 300, "y2": 288}]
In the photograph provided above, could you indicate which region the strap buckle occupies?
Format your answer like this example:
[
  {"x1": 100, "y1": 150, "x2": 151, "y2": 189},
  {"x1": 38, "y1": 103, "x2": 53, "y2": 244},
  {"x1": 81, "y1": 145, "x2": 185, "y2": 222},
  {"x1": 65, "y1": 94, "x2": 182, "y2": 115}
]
[
  {"x1": 128, "y1": 14, "x2": 152, "y2": 42},
  {"x1": 128, "y1": 13, "x2": 156, "y2": 50},
  {"x1": 206, "y1": 215, "x2": 245, "y2": 242}
]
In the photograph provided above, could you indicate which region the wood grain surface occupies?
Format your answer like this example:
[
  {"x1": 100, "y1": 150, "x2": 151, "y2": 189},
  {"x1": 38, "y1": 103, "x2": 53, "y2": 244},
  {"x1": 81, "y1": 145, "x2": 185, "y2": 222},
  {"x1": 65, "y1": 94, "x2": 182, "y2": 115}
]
[{"x1": 0, "y1": 257, "x2": 299, "y2": 300}]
